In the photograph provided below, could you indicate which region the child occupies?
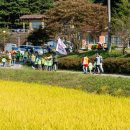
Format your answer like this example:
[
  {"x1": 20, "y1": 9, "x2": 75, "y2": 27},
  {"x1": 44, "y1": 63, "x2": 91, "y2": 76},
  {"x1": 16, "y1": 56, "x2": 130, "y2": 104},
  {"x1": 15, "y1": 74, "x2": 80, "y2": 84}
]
[
  {"x1": 88, "y1": 62, "x2": 93, "y2": 73},
  {"x1": 34, "y1": 56, "x2": 38, "y2": 69},
  {"x1": 52, "y1": 53, "x2": 58, "y2": 71},
  {"x1": 23, "y1": 50, "x2": 28, "y2": 64},
  {"x1": 44, "y1": 57, "x2": 48, "y2": 70},
  {"x1": 93, "y1": 59, "x2": 96, "y2": 73},
  {"x1": 37, "y1": 57, "x2": 42, "y2": 70},
  {"x1": 82, "y1": 56, "x2": 89, "y2": 74},
  {"x1": 8, "y1": 52, "x2": 12, "y2": 67},
  {"x1": 31, "y1": 54, "x2": 36, "y2": 68},
  {"x1": 47, "y1": 57, "x2": 53, "y2": 71},
  {"x1": 41, "y1": 56, "x2": 44, "y2": 70},
  {"x1": 11, "y1": 52, "x2": 16, "y2": 65},
  {"x1": 2, "y1": 57, "x2": 7, "y2": 67},
  {"x1": 16, "y1": 51, "x2": 21, "y2": 62}
]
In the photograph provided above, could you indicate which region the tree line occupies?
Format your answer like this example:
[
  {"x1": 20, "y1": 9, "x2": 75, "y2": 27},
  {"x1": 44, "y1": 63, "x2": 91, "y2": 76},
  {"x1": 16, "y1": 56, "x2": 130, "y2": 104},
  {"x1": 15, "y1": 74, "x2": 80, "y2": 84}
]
[
  {"x1": 0, "y1": 0, "x2": 128, "y2": 28},
  {"x1": 0, "y1": 0, "x2": 53, "y2": 28}
]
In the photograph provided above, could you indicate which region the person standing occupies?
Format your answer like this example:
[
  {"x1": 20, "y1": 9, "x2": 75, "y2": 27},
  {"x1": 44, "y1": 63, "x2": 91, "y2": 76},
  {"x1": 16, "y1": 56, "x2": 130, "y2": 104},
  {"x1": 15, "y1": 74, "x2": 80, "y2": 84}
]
[
  {"x1": 41, "y1": 56, "x2": 45, "y2": 70},
  {"x1": 11, "y1": 52, "x2": 16, "y2": 65},
  {"x1": 99, "y1": 54, "x2": 104, "y2": 73},
  {"x1": 88, "y1": 61, "x2": 93, "y2": 74},
  {"x1": 23, "y1": 50, "x2": 28, "y2": 64},
  {"x1": 44, "y1": 57, "x2": 48, "y2": 70},
  {"x1": 2, "y1": 57, "x2": 7, "y2": 67},
  {"x1": 8, "y1": 52, "x2": 12, "y2": 67},
  {"x1": 48, "y1": 56, "x2": 53, "y2": 71},
  {"x1": 52, "y1": 53, "x2": 58, "y2": 71},
  {"x1": 94, "y1": 53, "x2": 102, "y2": 74},
  {"x1": 34, "y1": 56, "x2": 38, "y2": 69},
  {"x1": 37, "y1": 56, "x2": 42, "y2": 70},
  {"x1": 16, "y1": 51, "x2": 20, "y2": 62},
  {"x1": 31, "y1": 54, "x2": 36, "y2": 69},
  {"x1": 82, "y1": 56, "x2": 89, "y2": 74}
]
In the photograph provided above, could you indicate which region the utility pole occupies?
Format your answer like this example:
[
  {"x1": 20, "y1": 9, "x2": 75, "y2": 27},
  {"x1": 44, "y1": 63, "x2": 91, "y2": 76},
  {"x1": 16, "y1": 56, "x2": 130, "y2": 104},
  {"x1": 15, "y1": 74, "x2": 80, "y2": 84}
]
[{"x1": 108, "y1": 0, "x2": 111, "y2": 52}]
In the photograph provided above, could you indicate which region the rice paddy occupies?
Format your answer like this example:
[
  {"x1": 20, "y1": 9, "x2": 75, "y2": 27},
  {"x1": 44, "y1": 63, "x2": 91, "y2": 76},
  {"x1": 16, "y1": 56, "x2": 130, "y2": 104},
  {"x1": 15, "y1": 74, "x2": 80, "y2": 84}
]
[{"x1": 0, "y1": 80, "x2": 130, "y2": 130}]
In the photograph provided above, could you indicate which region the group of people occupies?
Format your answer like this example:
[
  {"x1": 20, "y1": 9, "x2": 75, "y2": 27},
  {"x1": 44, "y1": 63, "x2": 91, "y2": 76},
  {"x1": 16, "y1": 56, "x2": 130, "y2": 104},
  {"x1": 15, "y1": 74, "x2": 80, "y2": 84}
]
[
  {"x1": 82, "y1": 53, "x2": 104, "y2": 74},
  {"x1": 30, "y1": 53, "x2": 58, "y2": 71},
  {"x1": 1, "y1": 49, "x2": 104, "y2": 74},
  {"x1": 1, "y1": 50, "x2": 58, "y2": 71},
  {"x1": 1, "y1": 50, "x2": 27, "y2": 67}
]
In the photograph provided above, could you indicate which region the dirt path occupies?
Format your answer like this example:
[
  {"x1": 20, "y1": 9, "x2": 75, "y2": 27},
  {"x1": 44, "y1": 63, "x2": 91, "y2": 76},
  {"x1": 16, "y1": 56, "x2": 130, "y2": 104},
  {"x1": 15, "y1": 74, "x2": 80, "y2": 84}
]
[
  {"x1": 0, "y1": 63, "x2": 23, "y2": 69},
  {"x1": 57, "y1": 70, "x2": 130, "y2": 78}
]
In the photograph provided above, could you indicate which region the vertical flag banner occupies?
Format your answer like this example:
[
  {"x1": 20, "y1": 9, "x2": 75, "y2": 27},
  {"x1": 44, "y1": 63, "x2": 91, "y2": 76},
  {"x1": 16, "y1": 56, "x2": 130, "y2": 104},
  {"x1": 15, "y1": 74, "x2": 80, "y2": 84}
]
[{"x1": 56, "y1": 38, "x2": 67, "y2": 55}]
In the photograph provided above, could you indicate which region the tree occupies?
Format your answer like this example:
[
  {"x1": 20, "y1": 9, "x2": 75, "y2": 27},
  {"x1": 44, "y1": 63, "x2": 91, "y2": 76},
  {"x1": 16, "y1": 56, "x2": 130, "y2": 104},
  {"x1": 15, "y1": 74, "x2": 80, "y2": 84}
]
[
  {"x1": 27, "y1": 26, "x2": 50, "y2": 46},
  {"x1": 0, "y1": 0, "x2": 54, "y2": 28},
  {"x1": 45, "y1": 0, "x2": 107, "y2": 52},
  {"x1": 0, "y1": 28, "x2": 10, "y2": 50},
  {"x1": 112, "y1": 0, "x2": 130, "y2": 54}
]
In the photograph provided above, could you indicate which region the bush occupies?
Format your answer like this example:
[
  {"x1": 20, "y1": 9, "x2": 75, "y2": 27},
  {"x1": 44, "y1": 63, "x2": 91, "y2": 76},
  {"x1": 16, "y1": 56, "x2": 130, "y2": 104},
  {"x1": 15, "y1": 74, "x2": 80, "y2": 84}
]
[
  {"x1": 58, "y1": 57, "x2": 82, "y2": 70},
  {"x1": 108, "y1": 50, "x2": 122, "y2": 57},
  {"x1": 58, "y1": 57, "x2": 95, "y2": 71},
  {"x1": 111, "y1": 45, "x2": 118, "y2": 50},
  {"x1": 104, "y1": 58, "x2": 130, "y2": 74},
  {"x1": 58, "y1": 57, "x2": 130, "y2": 74}
]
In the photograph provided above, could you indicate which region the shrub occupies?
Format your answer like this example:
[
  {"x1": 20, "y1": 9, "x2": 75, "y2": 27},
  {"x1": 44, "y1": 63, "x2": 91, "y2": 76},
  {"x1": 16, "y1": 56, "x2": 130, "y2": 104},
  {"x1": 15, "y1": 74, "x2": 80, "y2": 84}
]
[
  {"x1": 58, "y1": 56, "x2": 96, "y2": 71},
  {"x1": 58, "y1": 57, "x2": 82, "y2": 70},
  {"x1": 111, "y1": 44, "x2": 118, "y2": 50},
  {"x1": 103, "y1": 58, "x2": 130, "y2": 74},
  {"x1": 108, "y1": 50, "x2": 122, "y2": 57}
]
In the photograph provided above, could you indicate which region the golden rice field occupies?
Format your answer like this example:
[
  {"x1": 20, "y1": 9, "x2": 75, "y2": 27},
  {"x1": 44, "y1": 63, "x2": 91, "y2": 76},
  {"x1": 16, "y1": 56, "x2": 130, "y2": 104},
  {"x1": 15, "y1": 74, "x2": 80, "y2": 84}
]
[{"x1": 0, "y1": 80, "x2": 130, "y2": 130}]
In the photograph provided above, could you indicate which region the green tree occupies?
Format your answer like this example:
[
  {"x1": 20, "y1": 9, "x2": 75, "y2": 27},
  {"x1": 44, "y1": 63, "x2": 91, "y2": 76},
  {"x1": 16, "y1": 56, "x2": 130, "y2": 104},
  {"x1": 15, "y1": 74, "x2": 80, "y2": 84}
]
[
  {"x1": 0, "y1": 28, "x2": 10, "y2": 50},
  {"x1": 28, "y1": 27, "x2": 50, "y2": 46},
  {"x1": 0, "y1": 0, "x2": 54, "y2": 28},
  {"x1": 112, "y1": 0, "x2": 130, "y2": 54}
]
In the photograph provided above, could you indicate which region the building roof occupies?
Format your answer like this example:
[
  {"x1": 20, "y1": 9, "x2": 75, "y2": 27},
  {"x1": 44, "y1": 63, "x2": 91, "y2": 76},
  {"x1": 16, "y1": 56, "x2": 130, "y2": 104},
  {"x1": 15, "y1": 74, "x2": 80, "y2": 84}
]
[{"x1": 20, "y1": 15, "x2": 46, "y2": 20}]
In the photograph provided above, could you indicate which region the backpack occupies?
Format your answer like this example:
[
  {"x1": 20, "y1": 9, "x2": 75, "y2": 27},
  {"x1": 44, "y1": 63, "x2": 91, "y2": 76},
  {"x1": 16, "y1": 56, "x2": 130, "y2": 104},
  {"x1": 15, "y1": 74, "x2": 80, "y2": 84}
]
[{"x1": 100, "y1": 57, "x2": 103, "y2": 63}]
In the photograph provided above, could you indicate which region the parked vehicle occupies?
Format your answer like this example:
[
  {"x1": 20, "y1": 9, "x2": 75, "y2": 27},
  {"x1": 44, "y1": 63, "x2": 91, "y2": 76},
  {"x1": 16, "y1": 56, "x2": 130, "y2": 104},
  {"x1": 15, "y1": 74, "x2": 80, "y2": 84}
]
[
  {"x1": 11, "y1": 29, "x2": 25, "y2": 32},
  {"x1": 42, "y1": 48, "x2": 48, "y2": 54},
  {"x1": 19, "y1": 45, "x2": 33, "y2": 51},
  {"x1": 25, "y1": 46, "x2": 34, "y2": 53},
  {"x1": 33, "y1": 46, "x2": 43, "y2": 55},
  {"x1": 5, "y1": 43, "x2": 17, "y2": 51},
  {"x1": 45, "y1": 40, "x2": 57, "y2": 49},
  {"x1": 12, "y1": 47, "x2": 19, "y2": 51},
  {"x1": 44, "y1": 40, "x2": 57, "y2": 53},
  {"x1": 19, "y1": 45, "x2": 28, "y2": 51}
]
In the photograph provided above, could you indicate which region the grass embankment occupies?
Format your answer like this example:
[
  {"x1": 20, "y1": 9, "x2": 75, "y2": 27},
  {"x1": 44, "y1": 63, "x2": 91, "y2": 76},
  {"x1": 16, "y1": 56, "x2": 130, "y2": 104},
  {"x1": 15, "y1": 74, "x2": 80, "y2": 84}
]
[
  {"x1": 0, "y1": 80, "x2": 130, "y2": 130},
  {"x1": 0, "y1": 69, "x2": 130, "y2": 96}
]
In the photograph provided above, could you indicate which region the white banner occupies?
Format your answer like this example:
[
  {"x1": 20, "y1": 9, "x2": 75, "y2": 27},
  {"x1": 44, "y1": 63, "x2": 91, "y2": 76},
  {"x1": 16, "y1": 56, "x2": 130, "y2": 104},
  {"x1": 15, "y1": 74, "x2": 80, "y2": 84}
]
[{"x1": 56, "y1": 38, "x2": 67, "y2": 55}]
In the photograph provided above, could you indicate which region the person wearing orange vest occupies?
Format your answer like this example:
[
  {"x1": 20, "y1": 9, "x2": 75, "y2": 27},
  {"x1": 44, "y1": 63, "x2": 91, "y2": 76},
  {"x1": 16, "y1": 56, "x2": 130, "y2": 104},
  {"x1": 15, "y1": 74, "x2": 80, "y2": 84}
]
[{"x1": 82, "y1": 56, "x2": 89, "y2": 74}]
